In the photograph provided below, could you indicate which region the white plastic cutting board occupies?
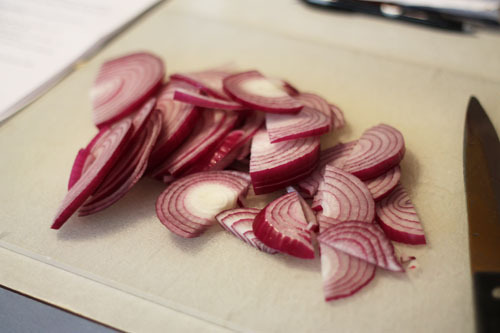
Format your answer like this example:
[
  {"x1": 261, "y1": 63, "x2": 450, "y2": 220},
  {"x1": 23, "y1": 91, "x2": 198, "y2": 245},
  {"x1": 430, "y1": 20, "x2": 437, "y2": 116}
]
[{"x1": 1, "y1": 0, "x2": 500, "y2": 332}]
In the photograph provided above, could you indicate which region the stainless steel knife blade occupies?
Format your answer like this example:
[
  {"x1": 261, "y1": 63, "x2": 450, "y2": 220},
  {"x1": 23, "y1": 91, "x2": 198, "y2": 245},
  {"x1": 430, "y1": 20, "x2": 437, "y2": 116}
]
[{"x1": 464, "y1": 96, "x2": 500, "y2": 333}]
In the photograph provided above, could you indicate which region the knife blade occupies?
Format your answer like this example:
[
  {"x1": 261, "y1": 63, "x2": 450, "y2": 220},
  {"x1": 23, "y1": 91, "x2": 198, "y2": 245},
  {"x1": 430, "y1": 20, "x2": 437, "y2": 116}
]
[{"x1": 464, "y1": 96, "x2": 500, "y2": 333}]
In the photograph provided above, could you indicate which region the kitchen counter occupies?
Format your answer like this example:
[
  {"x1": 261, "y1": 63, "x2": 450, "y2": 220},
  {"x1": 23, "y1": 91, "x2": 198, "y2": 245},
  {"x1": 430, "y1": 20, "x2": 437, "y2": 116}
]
[{"x1": 1, "y1": 0, "x2": 500, "y2": 331}]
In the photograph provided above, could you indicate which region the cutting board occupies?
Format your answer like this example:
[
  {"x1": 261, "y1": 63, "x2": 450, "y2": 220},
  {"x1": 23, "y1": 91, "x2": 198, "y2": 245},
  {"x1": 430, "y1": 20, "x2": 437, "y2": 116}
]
[{"x1": 2, "y1": 0, "x2": 500, "y2": 332}]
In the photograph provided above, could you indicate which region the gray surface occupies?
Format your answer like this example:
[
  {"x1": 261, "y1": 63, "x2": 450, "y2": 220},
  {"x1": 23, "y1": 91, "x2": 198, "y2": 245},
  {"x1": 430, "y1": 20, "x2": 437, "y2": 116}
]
[{"x1": 0, "y1": 287, "x2": 117, "y2": 333}]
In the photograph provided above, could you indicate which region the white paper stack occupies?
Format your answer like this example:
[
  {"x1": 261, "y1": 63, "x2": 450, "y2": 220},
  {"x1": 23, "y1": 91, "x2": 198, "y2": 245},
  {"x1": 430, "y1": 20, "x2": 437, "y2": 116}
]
[{"x1": 0, "y1": 0, "x2": 162, "y2": 122}]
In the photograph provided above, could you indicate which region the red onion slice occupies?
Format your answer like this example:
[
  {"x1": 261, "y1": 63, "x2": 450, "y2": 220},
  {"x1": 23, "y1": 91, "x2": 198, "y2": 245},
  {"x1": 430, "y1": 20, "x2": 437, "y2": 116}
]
[
  {"x1": 129, "y1": 98, "x2": 157, "y2": 138},
  {"x1": 156, "y1": 171, "x2": 251, "y2": 238},
  {"x1": 297, "y1": 141, "x2": 356, "y2": 197},
  {"x1": 171, "y1": 69, "x2": 233, "y2": 100},
  {"x1": 152, "y1": 110, "x2": 238, "y2": 177},
  {"x1": 250, "y1": 129, "x2": 320, "y2": 194},
  {"x1": 329, "y1": 104, "x2": 345, "y2": 129},
  {"x1": 184, "y1": 111, "x2": 264, "y2": 174},
  {"x1": 268, "y1": 78, "x2": 300, "y2": 97},
  {"x1": 365, "y1": 165, "x2": 401, "y2": 201},
  {"x1": 68, "y1": 149, "x2": 89, "y2": 190},
  {"x1": 313, "y1": 165, "x2": 375, "y2": 226},
  {"x1": 216, "y1": 208, "x2": 278, "y2": 254},
  {"x1": 253, "y1": 192, "x2": 314, "y2": 259},
  {"x1": 148, "y1": 81, "x2": 199, "y2": 169},
  {"x1": 317, "y1": 221, "x2": 403, "y2": 272},
  {"x1": 294, "y1": 92, "x2": 333, "y2": 127},
  {"x1": 376, "y1": 183, "x2": 426, "y2": 245},
  {"x1": 223, "y1": 71, "x2": 303, "y2": 114},
  {"x1": 91, "y1": 52, "x2": 164, "y2": 128},
  {"x1": 173, "y1": 89, "x2": 245, "y2": 111},
  {"x1": 185, "y1": 130, "x2": 245, "y2": 174},
  {"x1": 343, "y1": 124, "x2": 405, "y2": 180},
  {"x1": 78, "y1": 110, "x2": 162, "y2": 216},
  {"x1": 320, "y1": 243, "x2": 376, "y2": 301},
  {"x1": 265, "y1": 106, "x2": 331, "y2": 143},
  {"x1": 52, "y1": 119, "x2": 133, "y2": 229}
]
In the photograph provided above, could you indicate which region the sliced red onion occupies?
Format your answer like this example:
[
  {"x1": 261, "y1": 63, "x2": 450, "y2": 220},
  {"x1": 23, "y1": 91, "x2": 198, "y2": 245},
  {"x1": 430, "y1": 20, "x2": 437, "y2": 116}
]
[
  {"x1": 236, "y1": 140, "x2": 251, "y2": 161},
  {"x1": 189, "y1": 111, "x2": 265, "y2": 173},
  {"x1": 78, "y1": 110, "x2": 162, "y2": 216},
  {"x1": 216, "y1": 208, "x2": 277, "y2": 254},
  {"x1": 286, "y1": 186, "x2": 318, "y2": 232},
  {"x1": 129, "y1": 98, "x2": 157, "y2": 138},
  {"x1": 343, "y1": 124, "x2": 405, "y2": 180},
  {"x1": 268, "y1": 78, "x2": 300, "y2": 96},
  {"x1": 250, "y1": 129, "x2": 320, "y2": 194},
  {"x1": 316, "y1": 212, "x2": 342, "y2": 231},
  {"x1": 297, "y1": 141, "x2": 356, "y2": 197},
  {"x1": 52, "y1": 119, "x2": 133, "y2": 229},
  {"x1": 329, "y1": 104, "x2": 345, "y2": 129},
  {"x1": 68, "y1": 149, "x2": 89, "y2": 190},
  {"x1": 223, "y1": 71, "x2": 303, "y2": 114},
  {"x1": 294, "y1": 92, "x2": 333, "y2": 126},
  {"x1": 185, "y1": 130, "x2": 245, "y2": 174},
  {"x1": 78, "y1": 98, "x2": 157, "y2": 199},
  {"x1": 171, "y1": 68, "x2": 233, "y2": 100},
  {"x1": 365, "y1": 165, "x2": 401, "y2": 201},
  {"x1": 376, "y1": 183, "x2": 426, "y2": 245},
  {"x1": 233, "y1": 111, "x2": 265, "y2": 160},
  {"x1": 91, "y1": 52, "x2": 164, "y2": 128},
  {"x1": 152, "y1": 110, "x2": 238, "y2": 178},
  {"x1": 173, "y1": 89, "x2": 244, "y2": 111},
  {"x1": 252, "y1": 192, "x2": 314, "y2": 259},
  {"x1": 265, "y1": 106, "x2": 331, "y2": 143},
  {"x1": 148, "y1": 81, "x2": 200, "y2": 169},
  {"x1": 317, "y1": 221, "x2": 403, "y2": 272},
  {"x1": 156, "y1": 171, "x2": 251, "y2": 238},
  {"x1": 320, "y1": 243, "x2": 376, "y2": 301},
  {"x1": 313, "y1": 165, "x2": 375, "y2": 226}
]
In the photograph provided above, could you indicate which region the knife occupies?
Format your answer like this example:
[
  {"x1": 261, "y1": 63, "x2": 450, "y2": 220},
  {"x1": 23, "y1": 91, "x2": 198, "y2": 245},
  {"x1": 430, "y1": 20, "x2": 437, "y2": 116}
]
[{"x1": 464, "y1": 96, "x2": 500, "y2": 333}]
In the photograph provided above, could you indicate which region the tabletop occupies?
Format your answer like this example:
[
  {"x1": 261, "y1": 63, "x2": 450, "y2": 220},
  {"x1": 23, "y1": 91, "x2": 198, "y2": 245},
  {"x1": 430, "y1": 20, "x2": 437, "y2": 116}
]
[{"x1": 1, "y1": 0, "x2": 500, "y2": 332}]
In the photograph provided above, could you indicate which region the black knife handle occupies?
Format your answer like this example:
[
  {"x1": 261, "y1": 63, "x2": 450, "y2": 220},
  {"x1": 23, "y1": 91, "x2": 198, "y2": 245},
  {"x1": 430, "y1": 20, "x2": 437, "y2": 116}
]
[{"x1": 474, "y1": 272, "x2": 500, "y2": 333}]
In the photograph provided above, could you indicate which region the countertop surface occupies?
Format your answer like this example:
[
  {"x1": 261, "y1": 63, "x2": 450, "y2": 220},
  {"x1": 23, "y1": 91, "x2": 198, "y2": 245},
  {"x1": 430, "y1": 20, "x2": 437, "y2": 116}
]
[{"x1": 1, "y1": 0, "x2": 500, "y2": 332}]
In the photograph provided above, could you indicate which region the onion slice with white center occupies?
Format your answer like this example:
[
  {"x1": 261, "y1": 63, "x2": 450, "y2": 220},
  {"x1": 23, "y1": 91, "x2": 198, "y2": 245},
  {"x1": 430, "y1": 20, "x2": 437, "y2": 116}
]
[
  {"x1": 376, "y1": 183, "x2": 426, "y2": 245},
  {"x1": 265, "y1": 106, "x2": 331, "y2": 143},
  {"x1": 320, "y1": 243, "x2": 376, "y2": 301},
  {"x1": 313, "y1": 165, "x2": 375, "y2": 226},
  {"x1": 297, "y1": 141, "x2": 356, "y2": 197},
  {"x1": 216, "y1": 208, "x2": 277, "y2": 254},
  {"x1": 365, "y1": 165, "x2": 401, "y2": 201},
  {"x1": 250, "y1": 129, "x2": 320, "y2": 194},
  {"x1": 223, "y1": 71, "x2": 303, "y2": 114},
  {"x1": 148, "y1": 81, "x2": 199, "y2": 169},
  {"x1": 52, "y1": 118, "x2": 133, "y2": 229},
  {"x1": 173, "y1": 89, "x2": 245, "y2": 110},
  {"x1": 91, "y1": 52, "x2": 164, "y2": 128},
  {"x1": 343, "y1": 124, "x2": 405, "y2": 180},
  {"x1": 252, "y1": 192, "x2": 314, "y2": 259},
  {"x1": 156, "y1": 171, "x2": 251, "y2": 238},
  {"x1": 317, "y1": 221, "x2": 403, "y2": 272},
  {"x1": 78, "y1": 110, "x2": 162, "y2": 216}
]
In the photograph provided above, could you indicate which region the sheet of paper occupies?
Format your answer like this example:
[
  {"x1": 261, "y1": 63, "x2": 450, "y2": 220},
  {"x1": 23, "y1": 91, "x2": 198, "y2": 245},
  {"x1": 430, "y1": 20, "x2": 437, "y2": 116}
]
[{"x1": 0, "y1": 0, "x2": 161, "y2": 122}]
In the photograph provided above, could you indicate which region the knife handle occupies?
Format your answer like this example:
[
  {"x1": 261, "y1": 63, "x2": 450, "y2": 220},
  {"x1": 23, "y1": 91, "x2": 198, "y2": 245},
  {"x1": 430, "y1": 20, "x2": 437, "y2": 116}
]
[{"x1": 473, "y1": 272, "x2": 500, "y2": 333}]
